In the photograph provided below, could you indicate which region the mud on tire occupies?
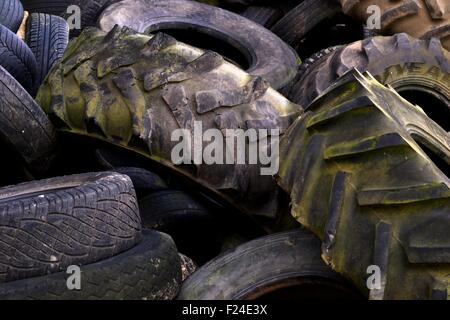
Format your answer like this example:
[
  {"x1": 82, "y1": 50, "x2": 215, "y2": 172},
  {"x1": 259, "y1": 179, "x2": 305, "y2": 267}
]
[
  {"x1": 277, "y1": 70, "x2": 450, "y2": 300},
  {"x1": 36, "y1": 26, "x2": 301, "y2": 218}
]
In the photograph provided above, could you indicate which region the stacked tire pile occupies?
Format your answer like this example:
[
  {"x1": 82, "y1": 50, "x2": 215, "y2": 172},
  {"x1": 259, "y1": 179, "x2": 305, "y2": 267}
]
[{"x1": 0, "y1": 0, "x2": 447, "y2": 300}]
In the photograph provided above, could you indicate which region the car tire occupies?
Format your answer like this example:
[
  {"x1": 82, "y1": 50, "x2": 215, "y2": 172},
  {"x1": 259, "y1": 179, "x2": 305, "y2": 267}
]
[
  {"x1": 0, "y1": 0, "x2": 24, "y2": 32},
  {"x1": 0, "y1": 230, "x2": 181, "y2": 300},
  {"x1": 0, "y1": 172, "x2": 142, "y2": 283},
  {"x1": 25, "y1": 13, "x2": 69, "y2": 94},
  {"x1": 178, "y1": 229, "x2": 361, "y2": 300},
  {"x1": 0, "y1": 24, "x2": 37, "y2": 93}
]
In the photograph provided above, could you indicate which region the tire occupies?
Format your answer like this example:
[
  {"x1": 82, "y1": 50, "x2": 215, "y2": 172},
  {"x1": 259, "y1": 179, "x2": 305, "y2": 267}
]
[
  {"x1": 0, "y1": 0, "x2": 24, "y2": 32},
  {"x1": 0, "y1": 24, "x2": 37, "y2": 93},
  {"x1": 0, "y1": 172, "x2": 142, "y2": 283},
  {"x1": 139, "y1": 189, "x2": 219, "y2": 264},
  {"x1": 25, "y1": 13, "x2": 69, "y2": 94},
  {"x1": 36, "y1": 26, "x2": 301, "y2": 219},
  {"x1": 113, "y1": 167, "x2": 168, "y2": 198},
  {"x1": 61, "y1": 0, "x2": 121, "y2": 38},
  {"x1": 277, "y1": 70, "x2": 450, "y2": 300},
  {"x1": 0, "y1": 65, "x2": 55, "y2": 174},
  {"x1": 271, "y1": 0, "x2": 342, "y2": 50},
  {"x1": 178, "y1": 230, "x2": 361, "y2": 300},
  {"x1": 240, "y1": 5, "x2": 283, "y2": 28},
  {"x1": 98, "y1": 0, "x2": 299, "y2": 90},
  {"x1": 0, "y1": 231, "x2": 181, "y2": 300},
  {"x1": 21, "y1": 0, "x2": 73, "y2": 16},
  {"x1": 288, "y1": 34, "x2": 450, "y2": 127},
  {"x1": 340, "y1": 0, "x2": 450, "y2": 51}
]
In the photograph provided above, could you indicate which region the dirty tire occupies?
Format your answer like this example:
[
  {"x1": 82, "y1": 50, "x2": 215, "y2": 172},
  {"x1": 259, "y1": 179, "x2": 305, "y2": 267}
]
[
  {"x1": 61, "y1": 0, "x2": 121, "y2": 38},
  {"x1": 0, "y1": 231, "x2": 181, "y2": 300},
  {"x1": 178, "y1": 230, "x2": 359, "y2": 300},
  {"x1": 21, "y1": 0, "x2": 73, "y2": 16},
  {"x1": 277, "y1": 70, "x2": 450, "y2": 300},
  {"x1": 98, "y1": 0, "x2": 299, "y2": 89},
  {"x1": 0, "y1": 172, "x2": 142, "y2": 283},
  {"x1": 271, "y1": 0, "x2": 341, "y2": 50},
  {"x1": 288, "y1": 34, "x2": 450, "y2": 121},
  {"x1": 139, "y1": 190, "x2": 214, "y2": 231},
  {"x1": 280, "y1": 45, "x2": 341, "y2": 98},
  {"x1": 0, "y1": 24, "x2": 37, "y2": 93},
  {"x1": 113, "y1": 167, "x2": 168, "y2": 197},
  {"x1": 25, "y1": 13, "x2": 69, "y2": 94},
  {"x1": 340, "y1": 0, "x2": 450, "y2": 51},
  {"x1": 0, "y1": 0, "x2": 24, "y2": 32},
  {"x1": 241, "y1": 6, "x2": 283, "y2": 28},
  {"x1": 0, "y1": 65, "x2": 55, "y2": 174},
  {"x1": 36, "y1": 26, "x2": 301, "y2": 218}
]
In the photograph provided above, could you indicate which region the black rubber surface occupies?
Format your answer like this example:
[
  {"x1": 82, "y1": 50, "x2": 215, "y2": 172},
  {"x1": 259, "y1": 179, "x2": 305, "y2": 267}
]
[
  {"x1": 0, "y1": 0, "x2": 24, "y2": 32},
  {"x1": 0, "y1": 231, "x2": 181, "y2": 300},
  {"x1": 0, "y1": 172, "x2": 142, "y2": 283},
  {"x1": 0, "y1": 24, "x2": 37, "y2": 93}
]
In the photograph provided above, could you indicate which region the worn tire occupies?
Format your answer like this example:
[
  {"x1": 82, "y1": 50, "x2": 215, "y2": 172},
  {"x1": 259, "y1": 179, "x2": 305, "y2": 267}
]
[
  {"x1": 36, "y1": 26, "x2": 301, "y2": 218},
  {"x1": 0, "y1": 0, "x2": 24, "y2": 32},
  {"x1": 178, "y1": 230, "x2": 360, "y2": 300},
  {"x1": 98, "y1": 0, "x2": 299, "y2": 90},
  {"x1": 21, "y1": 0, "x2": 73, "y2": 16},
  {"x1": 0, "y1": 172, "x2": 142, "y2": 283},
  {"x1": 25, "y1": 13, "x2": 69, "y2": 94},
  {"x1": 240, "y1": 5, "x2": 283, "y2": 28},
  {"x1": 0, "y1": 231, "x2": 181, "y2": 300},
  {"x1": 61, "y1": 0, "x2": 121, "y2": 37},
  {"x1": 340, "y1": 0, "x2": 450, "y2": 51},
  {"x1": 271, "y1": 0, "x2": 342, "y2": 50},
  {"x1": 0, "y1": 24, "x2": 37, "y2": 93},
  {"x1": 277, "y1": 70, "x2": 450, "y2": 300},
  {"x1": 0, "y1": 65, "x2": 55, "y2": 174},
  {"x1": 288, "y1": 34, "x2": 450, "y2": 126},
  {"x1": 113, "y1": 167, "x2": 168, "y2": 198}
]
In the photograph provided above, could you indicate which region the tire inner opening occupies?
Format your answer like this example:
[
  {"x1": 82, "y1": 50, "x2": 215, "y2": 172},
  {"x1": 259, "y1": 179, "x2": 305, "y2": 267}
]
[
  {"x1": 414, "y1": 139, "x2": 450, "y2": 178},
  {"x1": 400, "y1": 90, "x2": 450, "y2": 131}
]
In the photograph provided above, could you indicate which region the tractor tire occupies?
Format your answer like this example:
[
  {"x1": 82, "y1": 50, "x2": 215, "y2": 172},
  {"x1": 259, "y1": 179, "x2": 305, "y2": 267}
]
[
  {"x1": 0, "y1": 172, "x2": 142, "y2": 283},
  {"x1": 98, "y1": 0, "x2": 299, "y2": 90},
  {"x1": 340, "y1": 0, "x2": 450, "y2": 51},
  {"x1": 0, "y1": 24, "x2": 37, "y2": 93},
  {"x1": 36, "y1": 26, "x2": 302, "y2": 219},
  {"x1": 277, "y1": 70, "x2": 450, "y2": 300},
  {"x1": 0, "y1": 231, "x2": 181, "y2": 300},
  {"x1": 25, "y1": 13, "x2": 69, "y2": 94},
  {"x1": 0, "y1": 65, "x2": 55, "y2": 174},
  {"x1": 0, "y1": 0, "x2": 24, "y2": 32},
  {"x1": 177, "y1": 230, "x2": 361, "y2": 300},
  {"x1": 288, "y1": 34, "x2": 450, "y2": 131}
]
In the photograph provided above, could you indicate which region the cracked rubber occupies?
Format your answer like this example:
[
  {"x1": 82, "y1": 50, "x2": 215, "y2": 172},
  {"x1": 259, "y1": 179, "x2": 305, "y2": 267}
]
[
  {"x1": 340, "y1": 0, "x2": 450, "y2": 51},
  {"x1": 288, "y1": 34, "x2": 450, "y2": 116},
  {"x1": 25, "y1": 13, "x2": 69, "y2": 94},
  {"x1": 178, "y1": 229, "x2": 360, "y2": 300},
  {"x1": 277, "y1": 70, "x2": 450, "y2": 300},
  {"x1": 0, "y1": 65, "x2": 55, "y2": 174},
  {"x1": 0, "y1": 24, "x2": 37, "y2": 93},
  {"x1": 0, "y1": 231, "x2": 181, "y2": 300},
  {"x1": 98, "y1": 0, "x2": 299, "y2": 90},
  {"x1": 0, "y1": 172, "x2": 142, "y2": 283},
  {"x1": 0, "y1": 0, "x2": 24, "y2": 32},
  {"x1": 36, "y1": 26, "x2": 301, "y2": 218}
]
